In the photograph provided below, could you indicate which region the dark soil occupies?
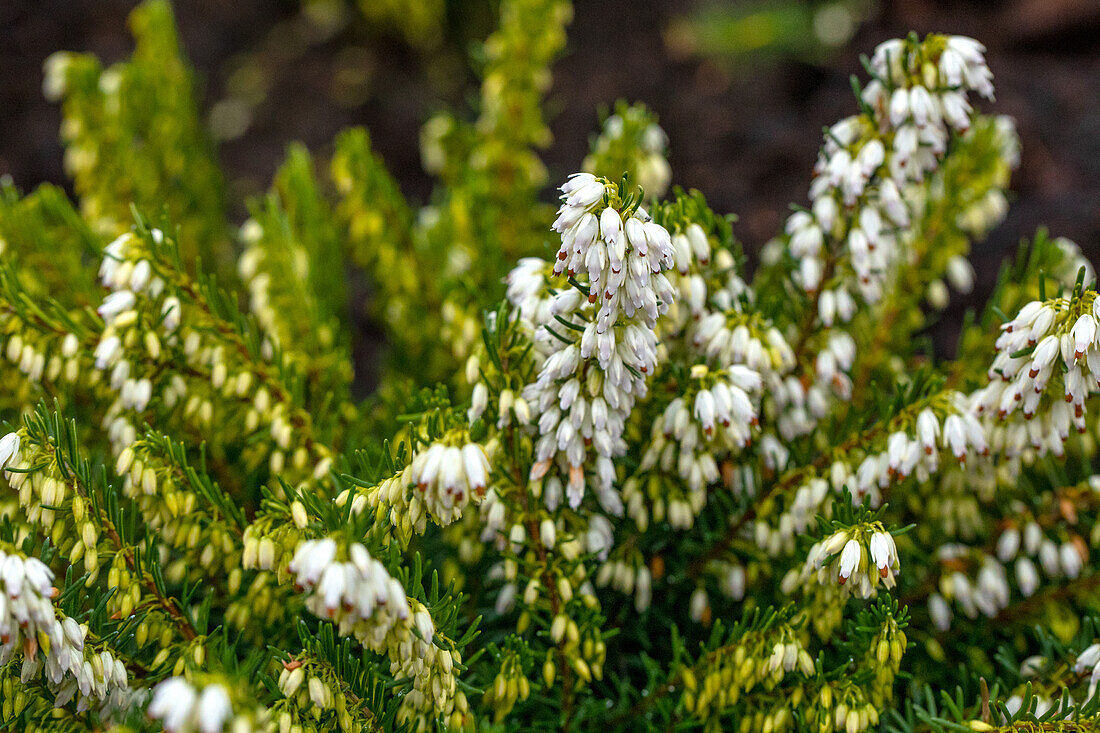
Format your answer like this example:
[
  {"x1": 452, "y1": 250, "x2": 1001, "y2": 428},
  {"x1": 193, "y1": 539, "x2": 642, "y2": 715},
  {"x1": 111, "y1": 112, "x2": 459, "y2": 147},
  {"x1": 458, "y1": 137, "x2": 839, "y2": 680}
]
[{"x1": 2, "y1": 0, "x2": 1099, "y2": 357}]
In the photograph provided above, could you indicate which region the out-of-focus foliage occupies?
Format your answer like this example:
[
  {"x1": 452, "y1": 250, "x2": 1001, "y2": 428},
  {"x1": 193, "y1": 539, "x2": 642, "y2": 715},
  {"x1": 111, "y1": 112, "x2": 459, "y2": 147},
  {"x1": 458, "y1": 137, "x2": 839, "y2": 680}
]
[
  {"x1": 666, "y1": 0, "x2": 876, "y2": 66},
  {"x1": 44, "y1": 0, "x2": 227, "y2": 272}
]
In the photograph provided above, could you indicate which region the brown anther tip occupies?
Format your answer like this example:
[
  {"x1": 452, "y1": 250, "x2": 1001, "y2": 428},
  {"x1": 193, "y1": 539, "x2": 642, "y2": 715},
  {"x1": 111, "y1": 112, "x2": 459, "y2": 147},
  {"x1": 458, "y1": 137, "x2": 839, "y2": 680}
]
[{"x1": 284, "y1": 660, "x2": 304, "y2": 670}]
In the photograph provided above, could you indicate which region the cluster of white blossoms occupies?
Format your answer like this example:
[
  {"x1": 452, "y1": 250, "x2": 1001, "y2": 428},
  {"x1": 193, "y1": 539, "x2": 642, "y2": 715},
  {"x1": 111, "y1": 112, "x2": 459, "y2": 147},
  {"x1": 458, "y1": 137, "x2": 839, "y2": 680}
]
[
  {"x1": 671, "y1": 224, "x2": 713, "y2": 277},
  {"x1": 406, "y1": 440, "x2": 492, "y2": 526},
  {"x1": 789, "y1": 33, "x2": 997, "y2": 302},
  {"x1": 551, "y1": 173, "x2": 675, "y2": 332},
  {"x1": 23, "y1": 614, "x2": 136, "y2": 714},
  {"x1": 933, "y1": 550, "x2": 1011, "y2": 627},
  {"x1": 863, "y1": 36, "x2": 993, "y2": 179},
  {"x1": 95, "y1": 232, "x2": 169, "y2": 449},
  {"x1": 998, "y1": 520, "x2": 1089, "y2": 588},
  {"x1": 0, "y1": 548, "x2": 137, "y2": 713},
  {"x1": 518, "y1": 174, "x2": 677, "y2": 510},
  {"x1": 661, "y1": 217, "x2": 810, "y2": 464},
  {"x1": 290, "y1": 539, "x2": 409, "y2": 622},
  {"x1": 147, "y1": 678, "x2": 235, "y2": 733},
  {"x1": 754, "y1": 395, "x2": 987, "y2": 556},
  {"x1": 689, "y1": 311, "x2": 794, "y2": 376},
  {"x1": 354, "y1": 438, "x2": 491, "y2": 538},
  {"x1": 770, "y1": 331, "x2": 859, "y2": 440},
  {"x1": 800, "y1": 526, "x2": 900, "y2": 599},
  {"x1": 1, "y1": 550, "x2": 58, "y2": 664},
  {"x1": 637, "y1": 365, "x2": 762, "y2": 523},
  {"x1": 658, "y1": 218, "x2": 798, "y2": 438},
  {"x1": 288, "y1": 539, "x2": 466, "y2": 729},
  {"x1": 769, "y1": 35, "x2": 997, "y2": 443},
  {"x1": 974, "y1": 293, "x2": 1100, "y2": 457},
  {"x1": 927, "y1": 521, "x2": 1089, "y2": 632}
]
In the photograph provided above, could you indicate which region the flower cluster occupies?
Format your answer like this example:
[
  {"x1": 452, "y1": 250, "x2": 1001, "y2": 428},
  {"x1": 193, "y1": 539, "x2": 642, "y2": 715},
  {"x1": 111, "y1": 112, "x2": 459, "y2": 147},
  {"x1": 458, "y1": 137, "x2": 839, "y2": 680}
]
[
  {"x1": 769, "y1": 34, "x2": 999, "y2": 447},
  {"x1": 147, "y1": 678, "x2": 235, "y2": 733},
  {"x1": 975, "y1": 292, "x2": 1100, "y2": 458},
  {"x1": 1, "y1": 550, "x2": 59, "y2": 666},
  {"x1": 407, "y1": 440, "x2": 492, "y2": 526},
  {"x1": 788, "y1": 35, "x2": 993, "y2": 302},
  {"x1": 647, "y1": 365, "x2": 760, "y2": 459},
  {"x1": 551, "y1": 173, "x2": 676, "y2": 331},
  {"x1": 753, "y1": 393, "x2": 987, "y2": 557},
  {"x1": 289, "y1": 539, "x2": 467, "y2": 729},
  {"x1": 927, "y1": 516, "x2": 1091, "y2": 631},
  {"x1": 0, "y1": 548, "x2": 137, "y2": 714},
  {"x1": 633, "y1": 365, "x2": 762, "y2": 527},
  {"x1": 353, "y1": 436, "x2": 492, "y2": 541},
  {"x1": 505, "y1": 257, "x2": 558, "y2": 335},
  {"x1": 802, "y1": 525, "x2": 901, "y2": 599},
  {"x1": 521, "y1": 175, "x2": 677, "y2": 509}
]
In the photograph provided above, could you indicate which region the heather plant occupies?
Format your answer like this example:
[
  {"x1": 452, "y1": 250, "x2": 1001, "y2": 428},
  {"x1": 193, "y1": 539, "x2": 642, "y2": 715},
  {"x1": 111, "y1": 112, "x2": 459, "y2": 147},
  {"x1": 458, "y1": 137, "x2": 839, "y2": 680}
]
[{"x1": 3, "y1": 2, "x2": 1100, "y2": 731}]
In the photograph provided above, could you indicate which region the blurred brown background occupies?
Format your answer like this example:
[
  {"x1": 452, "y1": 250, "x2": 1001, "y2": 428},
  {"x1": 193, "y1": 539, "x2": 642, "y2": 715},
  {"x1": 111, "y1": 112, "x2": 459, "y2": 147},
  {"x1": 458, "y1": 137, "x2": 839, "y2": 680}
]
[{"x1": 2, "y1": 0, "x2": 1099, "y2": 352}]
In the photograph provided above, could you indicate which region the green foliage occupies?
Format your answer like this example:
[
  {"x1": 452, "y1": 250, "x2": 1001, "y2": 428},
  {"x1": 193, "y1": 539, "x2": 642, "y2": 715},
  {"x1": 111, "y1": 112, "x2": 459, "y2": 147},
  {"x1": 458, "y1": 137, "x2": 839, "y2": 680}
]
[
  {"x1": 2, "y1": 3, "x2": 1100, "y2": 733},
  {"x1": 45, "y1": 0, "x2": 228, "y2": 273}
]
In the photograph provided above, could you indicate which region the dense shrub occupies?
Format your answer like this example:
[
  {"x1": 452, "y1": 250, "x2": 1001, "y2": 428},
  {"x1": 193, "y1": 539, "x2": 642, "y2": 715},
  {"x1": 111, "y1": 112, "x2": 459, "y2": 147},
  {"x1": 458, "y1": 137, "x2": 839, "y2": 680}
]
[{"x1": 2, "y1": 2, "x2": 1099, "y2": 731}]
